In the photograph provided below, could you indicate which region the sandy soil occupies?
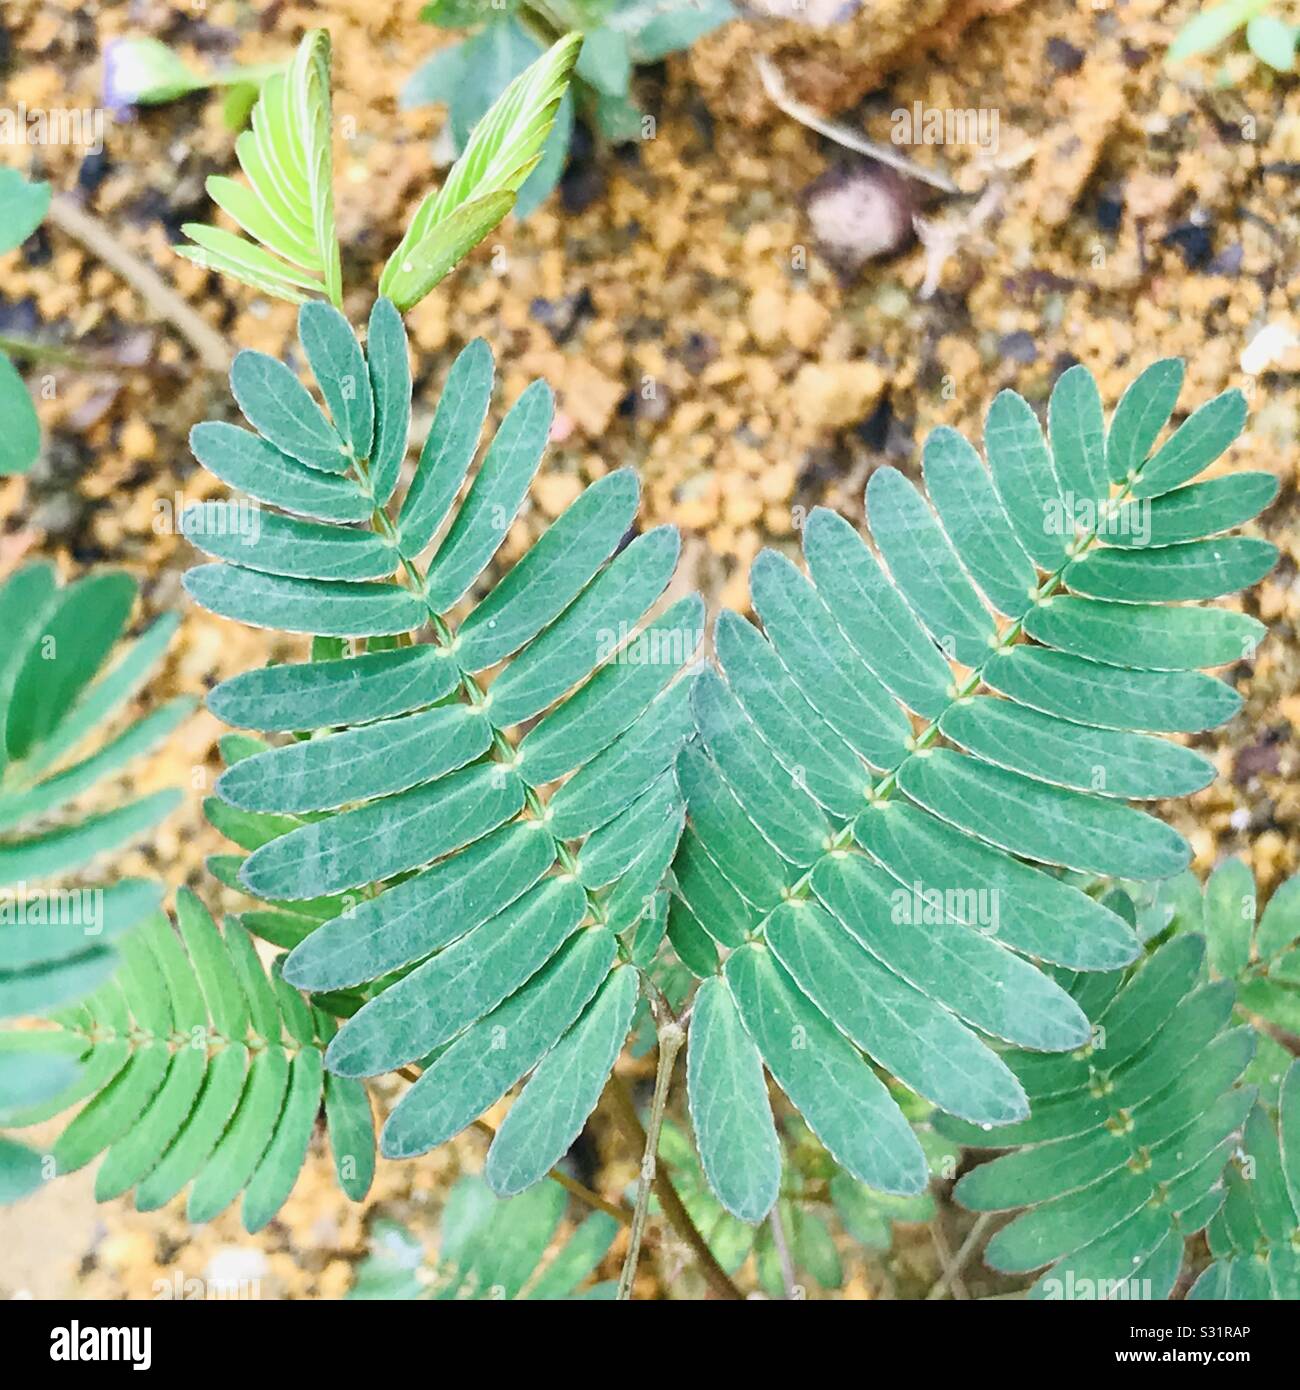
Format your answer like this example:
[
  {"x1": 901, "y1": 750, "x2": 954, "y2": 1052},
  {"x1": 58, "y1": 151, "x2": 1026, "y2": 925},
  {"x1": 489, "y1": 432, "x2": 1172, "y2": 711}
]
[{"x1": 0, "y1": 0, "x2": 1295, "y2": 1298}]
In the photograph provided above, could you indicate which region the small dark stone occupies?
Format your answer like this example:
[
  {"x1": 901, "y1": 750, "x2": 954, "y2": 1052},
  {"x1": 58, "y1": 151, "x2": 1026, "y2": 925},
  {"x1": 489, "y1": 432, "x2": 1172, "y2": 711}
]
[
  {"x1": 1050, "y1": 352, "x2": 1081, "y2": 385},
  {"x1": 77, "y1": 150, "x2": 112, "y2": 197},
  {"x1": 998, "y1": 330, "x2": 1039, "y2": 365},
  {"x1": 0, "y1": 20, "x2": 12, "y2": 79},
  {"x1": 0, "y1": 297, "x2": 40, "y2": 335},
  {"x1": 1121, "y1": 41, "x2": 1151, "y2": 69},
  {"x1": 529, "y1": 287, "x2": 595, "y2": 345},
  {"x1": 1233, "y1": 735, "x2": 1282, "y2": 786},
  {"x1": 1096, "y1": 195, "x2": 1124, "y2": 232},
  {"x1": 802, "y1": 163, "x2": 914, "y2": 278},
  {"x1": 1162, "y1": 221, "x2": 1215, "y2": 269},
  {"x1": 559, "y1": 121, "x2": 604, "y2": 215},
  {"x1": 677, "y1": 331, "x2": 719, "y2": 377},
  {"x1": 1209, "y1": 243, "x2": 1245, "y2": 276},
  {"x1": 856, "y1": 396, "x2": 893, "y2": 451},
  {"x1": 1046, "y1": 38, "x2": 1085, "y2": 74}
]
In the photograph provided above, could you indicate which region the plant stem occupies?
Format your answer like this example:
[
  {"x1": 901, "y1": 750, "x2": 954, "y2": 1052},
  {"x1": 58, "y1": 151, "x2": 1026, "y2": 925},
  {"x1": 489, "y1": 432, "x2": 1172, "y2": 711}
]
[
  {"x1": 607, "y1": 1074, "x2": 744, "y2": 1301},
  {"x1": 46, "y1": 194, "x2": 233, "y2": 373},
  {"x1": 927, "y1": 1212, "x2": 992, "y2": 1300},
  {"x1": 768, "y1": 1205, "x2": 800, "y2": 1300},
  {"x1": 617, "y1": 1018, "x2": 685, "y2": 1300},
  {"x1": 0, "y1": 334, "x2": 96, "y2": 368}
]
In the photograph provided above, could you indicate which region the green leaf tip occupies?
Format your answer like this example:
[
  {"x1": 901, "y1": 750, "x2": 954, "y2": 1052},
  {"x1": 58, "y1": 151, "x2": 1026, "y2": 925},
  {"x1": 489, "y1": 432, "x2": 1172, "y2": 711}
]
[
  {"x1": 174, "y1": 28, "x2": 342, "y2": 308},
  {"x1": 380, "y1": 32, "x2": 583, "y2": 312}
]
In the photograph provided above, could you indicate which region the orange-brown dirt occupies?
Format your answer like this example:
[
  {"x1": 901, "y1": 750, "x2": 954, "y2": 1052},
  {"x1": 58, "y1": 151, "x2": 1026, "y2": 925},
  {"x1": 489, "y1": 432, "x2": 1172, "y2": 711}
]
[{"x1": 0, "y1": 0, "x2": 1295, "y2": 1298}]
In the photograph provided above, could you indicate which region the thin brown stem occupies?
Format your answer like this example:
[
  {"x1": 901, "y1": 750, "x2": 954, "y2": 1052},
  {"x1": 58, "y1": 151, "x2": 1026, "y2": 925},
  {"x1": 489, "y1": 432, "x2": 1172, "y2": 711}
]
[
  {"x1": 927, "y1": 1212, "x2": 992, "y2": 1301},
  {"x1": 47, "y1": 194, "x2": 233, "y2": 374},
  {"x1": 617, "y1": 1019, "x2": 684, "y2": 1300},
  {"x1": 768, "y1": 1205, "x2": 800, "y2": 1300},
  {"x1": 607, "y1": 1074, "x2": 744, "y2": 1301}
]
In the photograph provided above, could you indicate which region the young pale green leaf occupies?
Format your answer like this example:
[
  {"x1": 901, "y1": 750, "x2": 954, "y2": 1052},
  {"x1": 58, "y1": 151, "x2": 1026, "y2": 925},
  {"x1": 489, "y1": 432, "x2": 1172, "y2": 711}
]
[
  {"x1": 0, "y1": 356, "x2": 40, "y2": 477},
  {"x1": 0, "y1": 168, "x2": 51, "y2": 253},
  {"x1": 187, "y1": 1046, "x2": 288, "y2": 1222},
  {"x1": 175, "y1": 224, "x2": 324, "y2": 302},
  {"x1": 53, "y1": 1045, "x2": 171, "y2": 1174},
  {"x1": 242, "y1": 1046, "x2": 324, "y2": 1232},
  {"x1": 1203, "y1": 856, "x2": 1255, "y2": 982},
  {"x1": 95, "y1": 1049, "x2": 207, "y2": 1201},
  {"x1": 323, "y1": 1068, "x2": 376, "y2": 1201},
  {"x1": 1246, "y1": 14, "x2": 1298, "y2": 69},
  {"x1": 175, "y1": 30, "x2": 341, "y2": 306},
  {"x1": 380, "y1": 34, "x2": 581, "y2": 311}
]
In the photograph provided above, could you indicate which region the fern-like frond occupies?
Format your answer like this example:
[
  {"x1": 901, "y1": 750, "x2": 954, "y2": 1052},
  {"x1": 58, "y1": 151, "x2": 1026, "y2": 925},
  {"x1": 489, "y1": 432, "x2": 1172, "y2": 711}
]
[
  {"x1": 379, "y1": 33, "x2": 582, "y2": 312},
  {"x1": 676, "y1": 361, "x2": 1276, "y2": 1221},
  {"x1": 0, "y1": 562, "x2": 191, "y2": 1200},
  {"x1": 1188, "y1": 1059, "x2": 1299, "y2": 1299},
  {"x1": 349, "y1": 1175, "x2": 618, "y2": 1300},
  {"x1": 176, "y1": 29, "x2": 342, "y2": 307},
  {"x1": 0, "y1": 566, "x2": 190, "y2": 881},
  {"x1": 944, "y1": 932, "x2": 1255, "y2": 1298},
  {"x1": 181, "y1": 299, "x2": 700, "y2": 1195},
  {"x1": 1172, "y1": 859, "x2": 1300, "y2": 1050},
  {"x1": 2, "y1": 890, "x2": 374, "y2": 1228}
]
